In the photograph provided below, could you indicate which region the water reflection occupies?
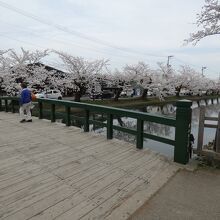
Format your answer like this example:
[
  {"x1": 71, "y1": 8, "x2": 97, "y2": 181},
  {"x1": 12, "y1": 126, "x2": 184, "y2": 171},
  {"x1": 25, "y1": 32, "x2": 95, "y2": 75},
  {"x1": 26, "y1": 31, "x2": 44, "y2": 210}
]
[
  {"x1": 93, "y1": 98, "x2": 219, "y2": 158},
  {"x1": 143, "y1": 98, "x2": 220, "y2": 157},
  {"x1": 191, "y1": 100, "x2": 220, "y2": 149}
]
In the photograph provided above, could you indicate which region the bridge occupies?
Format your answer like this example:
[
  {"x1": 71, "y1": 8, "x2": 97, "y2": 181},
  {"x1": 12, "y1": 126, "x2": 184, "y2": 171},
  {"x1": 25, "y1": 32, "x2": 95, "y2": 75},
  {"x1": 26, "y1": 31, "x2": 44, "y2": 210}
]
[{"x1": 0, "y1": 97, "x2": 192, "y2": 219}]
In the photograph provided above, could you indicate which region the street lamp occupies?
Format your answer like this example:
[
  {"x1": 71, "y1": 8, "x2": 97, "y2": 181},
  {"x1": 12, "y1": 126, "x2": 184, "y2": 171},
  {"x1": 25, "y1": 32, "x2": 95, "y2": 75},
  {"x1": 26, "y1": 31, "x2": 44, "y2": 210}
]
[{"x1": 202, "y1": 66, "x2": 207, "y2": 77}]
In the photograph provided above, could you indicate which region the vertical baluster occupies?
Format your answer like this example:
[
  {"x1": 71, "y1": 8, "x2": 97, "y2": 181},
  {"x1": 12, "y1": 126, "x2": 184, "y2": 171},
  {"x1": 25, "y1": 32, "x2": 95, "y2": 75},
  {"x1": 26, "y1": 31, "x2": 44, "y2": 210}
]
[
  {"x1": 0, "y1": 98, "x2": 2, "y2": 111},
  {"x1": 51, "y1": 104, "x2": 55, "y2": 122},
  {"x1": 84, "y1": 110, "x2": 89, "y2": 132},
  {"x1": 107, "y1": 114, "x2": 113, "y2": 139},
  {"x1": 136, "y1": 118, "x2": 144, "y2": 149},
  {"x1": 65, "y1": 106, "x2": 71, "y2": 126},
  {"x1": 5, "y1": 100, "x2": 8, "y2": 112},
  {"x1": 39, "y1": 101, "x2": 43, "y2": 119}
]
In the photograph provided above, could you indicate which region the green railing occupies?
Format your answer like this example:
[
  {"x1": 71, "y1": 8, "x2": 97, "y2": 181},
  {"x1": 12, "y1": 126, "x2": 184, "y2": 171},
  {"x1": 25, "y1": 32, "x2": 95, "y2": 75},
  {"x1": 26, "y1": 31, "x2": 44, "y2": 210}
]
[{"x1": 0, "y1": 96, "x2": 192, "y2": 164}]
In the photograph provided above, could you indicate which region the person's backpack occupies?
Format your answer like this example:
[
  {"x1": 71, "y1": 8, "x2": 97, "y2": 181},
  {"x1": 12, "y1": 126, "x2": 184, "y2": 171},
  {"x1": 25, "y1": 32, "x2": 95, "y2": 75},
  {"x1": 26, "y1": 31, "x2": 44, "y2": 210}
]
[{"x1": 31, "y1": 93, "x2": 37, "y2": 101}]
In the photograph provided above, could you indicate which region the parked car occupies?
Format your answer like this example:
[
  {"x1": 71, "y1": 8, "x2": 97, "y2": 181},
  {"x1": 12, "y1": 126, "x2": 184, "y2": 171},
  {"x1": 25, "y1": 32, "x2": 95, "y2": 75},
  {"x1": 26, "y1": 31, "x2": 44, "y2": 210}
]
[
  {"x1": 34, "y1": 92, "x2": 46, "y2": 99},
  {"x1": 101, "y1": 90, "x2": 114, "y2": 99},
  {"x1": 45, "y1": 90, "x2": 62, "y2": 99},
  {"x1": 89, "y1": 92, "x2": 102, "y2": 99},
  {"x1": 35, "y1": 90, "x2": 62, "y2": 100},
  {"x1": 121, "y1": 89, "x2": 134, "y2": 97},
  {"x1": 90, "y1": 90, "x2": 114, "y2": 99}
]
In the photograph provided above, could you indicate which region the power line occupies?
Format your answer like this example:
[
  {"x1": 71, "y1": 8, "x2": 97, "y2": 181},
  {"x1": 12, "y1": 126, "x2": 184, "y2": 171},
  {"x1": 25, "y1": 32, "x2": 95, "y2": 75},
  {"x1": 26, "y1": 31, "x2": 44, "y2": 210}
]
[
  {"x1": 1, "y1": 30, "x2": 218, "y2": 76},
  {"x1": 0, "y1": 31, "x2": 153, "y2": 64},
  {"x1": 0, "y1": 0, "x2": 167, "y2": 59},
  {"x1": 0, "y1": 19, "x2": 165, "y2": 65},
  {"x1": 0, "y1": 33, "x2": 46, "y2": 49},
  {"x1": 0, "y1": 2, "x2": 218, "y2": 75},
  {"x1": 1, "y1": 31, "x2": 218, "y2": 78},
  {"x1": 174, "y1": 57, "x2": 219, "y2": 75}
]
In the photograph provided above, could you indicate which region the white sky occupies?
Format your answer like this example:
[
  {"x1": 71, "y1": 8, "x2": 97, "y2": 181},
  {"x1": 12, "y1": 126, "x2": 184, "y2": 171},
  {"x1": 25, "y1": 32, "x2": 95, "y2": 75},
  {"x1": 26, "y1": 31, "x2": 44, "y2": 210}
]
[{"x1": 0, "y1": 0, "x2": 219, "y2": 79}]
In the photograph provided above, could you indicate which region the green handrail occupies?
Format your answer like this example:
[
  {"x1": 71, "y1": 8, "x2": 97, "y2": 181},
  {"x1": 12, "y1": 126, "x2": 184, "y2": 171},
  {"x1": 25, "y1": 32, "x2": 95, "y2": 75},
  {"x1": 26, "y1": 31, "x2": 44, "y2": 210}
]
[{"x1": 0, "y1": 96, "x2": 192, "y2": 164}]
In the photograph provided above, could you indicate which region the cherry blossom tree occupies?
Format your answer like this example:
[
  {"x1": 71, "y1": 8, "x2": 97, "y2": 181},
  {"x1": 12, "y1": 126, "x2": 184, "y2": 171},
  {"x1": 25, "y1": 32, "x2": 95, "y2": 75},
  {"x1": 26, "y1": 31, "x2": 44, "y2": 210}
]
[
  {"x1": 182, "y1": 68, "x2": 206, "y2": 95},
  {"x1": 155, "y1": 62, "x2": 176, "y2": 99},
  {"x1": 123, "y1": 62, "x2": 153, "y2": 99},
  {"x1": 107, "y1": 69, "x2": 126, "y2": 101},
  {"x1": 172, "y1": 65, "x2": 197, "y2": 96},
  {"x1": 0, "y1": 47, "x2": 218, "y2": 100},
  {"x1": 0, "y1": 48, "x2": 50, "y2": 95},
  {"x1": 54, "y1": 51, "x2": 109, "y2": 102},
  {"x1": 185, "y1": 0, "x2": 220, "y2": 45}
]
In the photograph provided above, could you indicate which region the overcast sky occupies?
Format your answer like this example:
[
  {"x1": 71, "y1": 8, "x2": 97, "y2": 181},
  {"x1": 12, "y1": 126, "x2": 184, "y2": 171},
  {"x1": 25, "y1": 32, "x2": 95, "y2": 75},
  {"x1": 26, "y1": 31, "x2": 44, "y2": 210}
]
[{"x1": 0, "y1": 0, "x2": 219, "y2": 79}]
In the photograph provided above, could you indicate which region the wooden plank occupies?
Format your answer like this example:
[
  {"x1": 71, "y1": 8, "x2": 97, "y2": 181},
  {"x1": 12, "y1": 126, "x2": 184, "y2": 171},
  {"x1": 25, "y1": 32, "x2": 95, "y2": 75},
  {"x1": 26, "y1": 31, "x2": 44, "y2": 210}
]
[
  {"x1": 1, "y1": 185, "x2": 75, "y2": 220},
  {"x1": 0, "y1": 163, "x2": 41, "y2": 182},
  {"x1": 43, "y1": 140, "x2": 135, "y2": 179},
  {"x1": 85, "y1": 160, "x2": 168, "y2": 220},
  {"x1": 104, "y1": 165, "x2": 178, "y2": 220},
  {"x1": 53, "y1": 147, "x2": 138, "y2": 183},
  {"x1": 0, "y1": 176, "x2": 59, "y2": 205},
  {"x1": 0, "y1": 173, "x2": 54, "y2": 197},
  {"x1": 54, "y1": 158, "x2": 170, "y2": 220},
  {"x1": 27, "y1": 191, "x2": 88, "y2": 220},
  {"x1": 23, "y1": 153, "x2": 157, "y2": 220},
  {"x1": 88, "y1": 155, "x2": 164, "y2": 203},
  {"x1": 63, "y1": 150, "x2": 141, "y2": 188},
  {"x1": 0, "y1": 167, "x2": 46, "y2": 189},
  {"x1": 65, "y1": 149, "x2": 151, "y2": 188},
  {"x1": 0, "y1": 157, "x2": 27, "y2": 172},
  {"x1": 0, "y1": 112, "x2": 178, "y2": 220},
  {"x1": 68, "y1": 150, "x2": 156, "y2": 192}
]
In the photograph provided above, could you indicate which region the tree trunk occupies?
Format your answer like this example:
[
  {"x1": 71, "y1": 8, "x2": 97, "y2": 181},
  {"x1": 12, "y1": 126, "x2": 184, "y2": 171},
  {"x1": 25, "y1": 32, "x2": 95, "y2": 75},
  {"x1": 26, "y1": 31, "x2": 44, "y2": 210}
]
[
  {"x1": 175, "y1": 87, "x2": 181, "y2": 97},
  {"x1": 141, "y1": 89, "x2": 148, "y2": 99},
  {"x1": 114, "y1": 88, "x2": 123, "y2": 101},
  {"x1": 117, "y1": 117, "x2": 125, "y2": 127},
  {"x1": 74, "y1": 92, "x2": 81, "y2": 102}
]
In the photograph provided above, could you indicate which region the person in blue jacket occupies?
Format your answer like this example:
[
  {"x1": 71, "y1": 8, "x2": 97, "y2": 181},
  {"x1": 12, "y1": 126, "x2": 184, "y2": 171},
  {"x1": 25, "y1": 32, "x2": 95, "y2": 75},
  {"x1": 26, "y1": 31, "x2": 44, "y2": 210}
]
[{"x1": 19, "y1": 82, "x2": 32, "y2": 123}]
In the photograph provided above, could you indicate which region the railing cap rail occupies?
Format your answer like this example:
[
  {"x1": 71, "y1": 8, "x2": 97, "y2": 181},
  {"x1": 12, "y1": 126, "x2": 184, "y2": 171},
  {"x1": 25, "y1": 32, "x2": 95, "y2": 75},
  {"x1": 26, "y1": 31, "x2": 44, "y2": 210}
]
[
  {"x1": 0, "y1": 96, "x2": 176, "y2": 126},
  {"x1": 37, "y1": 98, "x2": 176, "y2": 125}
]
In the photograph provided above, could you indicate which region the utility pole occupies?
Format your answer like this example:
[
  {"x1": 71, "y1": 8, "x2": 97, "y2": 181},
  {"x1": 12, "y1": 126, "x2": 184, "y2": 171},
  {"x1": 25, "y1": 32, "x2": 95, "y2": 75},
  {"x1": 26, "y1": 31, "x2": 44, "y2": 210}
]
[
  {"x1": 201, "y1": 66, "x2": 207, "y2": 77},
  {"x1": 167, "y1": 55, "x2": 173, "y2": 68},
  {"x1": 167, "y1": 55, "x2": 173, "y2": 74}
]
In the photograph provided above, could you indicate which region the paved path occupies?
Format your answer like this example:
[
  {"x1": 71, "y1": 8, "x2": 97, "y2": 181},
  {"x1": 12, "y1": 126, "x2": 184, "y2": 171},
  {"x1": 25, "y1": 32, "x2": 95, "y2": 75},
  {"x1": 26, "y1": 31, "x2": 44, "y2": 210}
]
[
  {"x1": 0, "y1": 112, "x2": 178, "y2": 220},
  {"x1": 130, "y1": 168, "x2": 220, "y2": 220}
]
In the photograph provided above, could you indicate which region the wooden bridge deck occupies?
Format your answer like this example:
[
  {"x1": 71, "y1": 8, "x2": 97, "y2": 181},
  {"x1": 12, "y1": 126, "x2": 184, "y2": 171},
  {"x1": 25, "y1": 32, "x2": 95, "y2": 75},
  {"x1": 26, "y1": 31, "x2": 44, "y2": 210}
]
[{"x1": 0, "y1": 112, "x2": 178, "y2": 220}]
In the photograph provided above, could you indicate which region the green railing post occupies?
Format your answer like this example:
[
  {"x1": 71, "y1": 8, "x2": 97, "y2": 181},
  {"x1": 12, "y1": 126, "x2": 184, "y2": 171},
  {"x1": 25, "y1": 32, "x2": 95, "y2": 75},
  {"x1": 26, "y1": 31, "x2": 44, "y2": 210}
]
[
  {"x1": 84, "y1": 110, "x2": 89, "y2": 132},
  {"x1": 65, "y1": 106, "x2": 71, "y2": 126},
  {"x1": 51, "y1": 104, "x2": 56, "y2": 122},
  {"x1": 107, "y1": 114, "x2": 113, "y2": 139},
  {"x1": 11, "y1": 100, "x2": 15, "y2": 113},
  {"x1": 5, "y1": 100, "x2": 8, "y2": 112},
  {"x1": 0, "y1": 98, "x2": 2, "y2": 111},
  {"x1": 38, "y1": 101, "x2": 43, "y2": 119},
  {"x1": 174, "y1": 100, "x2": 192, "y2": 164},
  {"x1": 136, "y1": 118, "x2": 144, "y2": 149}
]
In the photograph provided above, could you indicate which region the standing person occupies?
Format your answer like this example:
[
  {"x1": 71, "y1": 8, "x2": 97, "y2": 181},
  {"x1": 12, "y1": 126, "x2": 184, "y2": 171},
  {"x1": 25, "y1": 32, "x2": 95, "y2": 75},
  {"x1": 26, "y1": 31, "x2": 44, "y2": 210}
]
[{"x1": 19, "y1": 82, "x2": 32, "y2": 123}]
